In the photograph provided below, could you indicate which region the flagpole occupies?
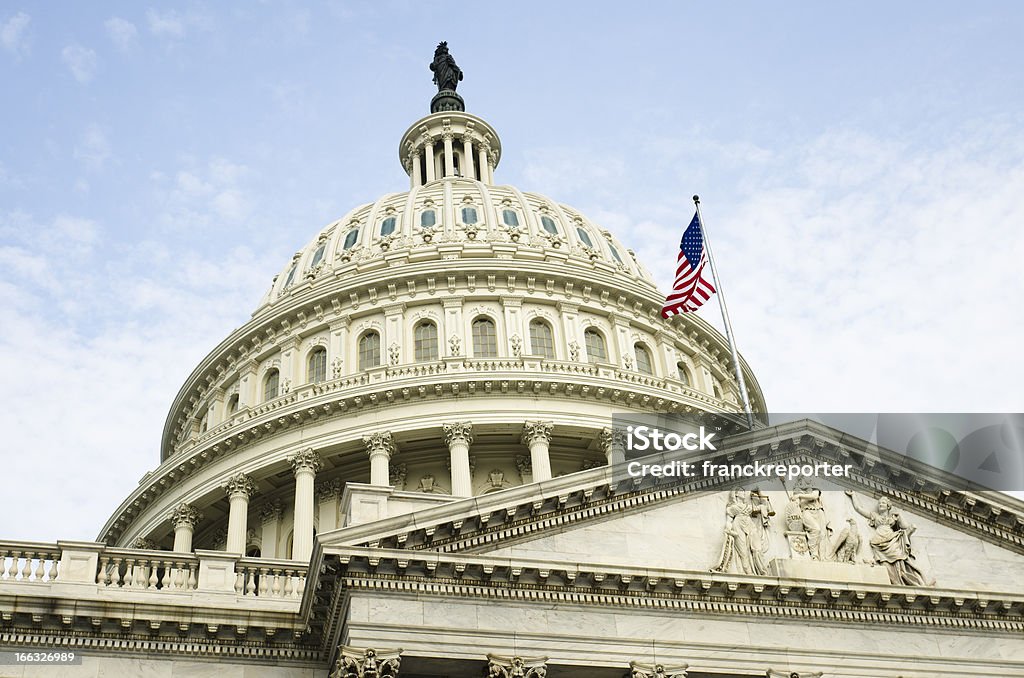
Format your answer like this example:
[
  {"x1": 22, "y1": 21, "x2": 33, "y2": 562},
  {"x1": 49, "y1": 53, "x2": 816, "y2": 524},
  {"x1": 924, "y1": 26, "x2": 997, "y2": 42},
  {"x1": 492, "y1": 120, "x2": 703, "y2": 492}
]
[{"x1": 692, "y1": 195, "x2": 756, "y2": 430}]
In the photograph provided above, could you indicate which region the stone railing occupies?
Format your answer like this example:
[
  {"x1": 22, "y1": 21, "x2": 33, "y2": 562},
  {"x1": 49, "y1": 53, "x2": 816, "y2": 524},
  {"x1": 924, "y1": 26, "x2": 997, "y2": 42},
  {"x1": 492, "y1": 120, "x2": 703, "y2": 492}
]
[
  {"x1": 0, "y1": 541, "x2": 307, "y2": 607},
  {"x1": 0, "y1": 541, "x2": 61, "y2": 583}
]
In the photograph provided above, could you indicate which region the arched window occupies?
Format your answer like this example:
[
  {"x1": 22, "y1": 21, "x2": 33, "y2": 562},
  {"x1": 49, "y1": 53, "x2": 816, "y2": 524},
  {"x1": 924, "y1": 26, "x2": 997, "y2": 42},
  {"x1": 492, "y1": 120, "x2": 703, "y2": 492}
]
[
  {"x1": 199, "y1": 412, "x2": 208, "y2": 434},
  {"x1": 281, "y1": 264, "x2": 297, "y2": 290},
  {"x1": 461, "y1": 207, "x2": 478, "y2": 224},
  {"x1": 380, "y1": 217, "x2": 396, "y2": 236},
  {"x1": 576, "y1": 227, "x2": 594, "y2": 248},
  {"x1": 634, "y1": 343, "x2": 654, "y2": 375},
  {"x1": 307, "y1": 347, "x2": 327, "y2": 383},
  {"x1": 414, "y1": 321, "x2": 439, "y2": 362},
  {"x1": 263, "y1": 369, "x2": 280, "y2": 401},
  {"x1": 420, "y1": 210, "x2": 436, "y2": 228},
  {"x1": 540, "y1": 215, "x2": 558, "y2": 234},
  {"x1": 358, "y1": 331, "x2": 380, "y2": 370},
  {"x1": 343, "y1": 228, "x2": 359, "y2": 249},
  {"x1": 529, "y1": 319, "x2": 555, "y2": 359},
  {"x1": 584, "y1": 328, "x2": 607, "y2": 363},
  {"x1": 471, "y1": 317, "x2": 497, "y2": 357},
  {"x1": 608, "y1": 244, "x2": 623, "y2": 263},
  {"x1": 227, "y1": 393, "x2": 239, "y2": 415},
  {"x1": 502, "y1": 209, "x2": 519, "y2": 227},
  {"x1": 308, "y1": 243, "x2": 326, "y2": 269},
  {"x1": 676, "y1": 362, "x2": 691, "y2": 386},
  {"x1": 713, "y1": 381, "x2": 723, "y2": 399}
]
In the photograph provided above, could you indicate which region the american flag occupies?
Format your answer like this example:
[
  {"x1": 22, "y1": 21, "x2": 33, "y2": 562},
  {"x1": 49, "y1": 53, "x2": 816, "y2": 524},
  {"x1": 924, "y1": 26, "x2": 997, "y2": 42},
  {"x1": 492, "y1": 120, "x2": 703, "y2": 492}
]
[{"x1": 661, "y1": 210, "x2": 716, "y2": 317}]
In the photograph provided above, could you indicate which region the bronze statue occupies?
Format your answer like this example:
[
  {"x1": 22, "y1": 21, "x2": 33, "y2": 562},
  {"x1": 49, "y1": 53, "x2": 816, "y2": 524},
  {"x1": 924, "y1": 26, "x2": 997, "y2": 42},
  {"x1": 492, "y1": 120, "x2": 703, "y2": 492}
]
[{"x1": 430, "y1": 41, "x2": 463, "y2": 92}]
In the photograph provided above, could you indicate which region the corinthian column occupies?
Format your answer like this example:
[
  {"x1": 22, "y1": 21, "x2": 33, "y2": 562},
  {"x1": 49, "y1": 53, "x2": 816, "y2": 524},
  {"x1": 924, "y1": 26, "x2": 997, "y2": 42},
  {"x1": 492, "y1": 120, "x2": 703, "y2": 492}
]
[
  {"x1": 598, "y1": 427, "x2": 627, "y2": 466},
  {"x1": 363, "y1": 432, "x2": 396, "y2": 487},
  {"x1": 443, "y1": 422, "x2": 473, "y2": 497},
  {"x1": 288, "y1": 449, "x2": 322, "y2": 562},
  {"x1": 330, "y1": 647, "x2": 403, "y2": 678},
  {"x1": 521, "y1": 422, "x2": 553, "y2": 482},
  {"x1": 169, "y1": 503, "x2": 202, "y2": 553},
  {"x1": 485, "y1": 654, "x2": 548, "y2": 678},
  {"x1": 222, "y1": 472, "x2": 257, "y2": 554},
  {"x1": 628, "y1": 660, "x2": 689, "y2": 678}
]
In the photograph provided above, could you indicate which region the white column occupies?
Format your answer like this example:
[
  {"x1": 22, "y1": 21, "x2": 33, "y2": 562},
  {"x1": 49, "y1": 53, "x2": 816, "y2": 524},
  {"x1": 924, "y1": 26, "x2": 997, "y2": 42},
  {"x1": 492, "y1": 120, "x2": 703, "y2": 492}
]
[
  {"x1": 363, "y1": 432, "x2": 396, "y2": 486},
  {"x1": 258, "y1": 502, "x2": 282, "y2": 559},
  {"x1": 462, "y1": 136, "x2": 475, "y2": 180},
  {"x1": 444, "y1": 422, "x2": 473, "y2": 497},
  {"x1": 522, "y1": 421, "x2": 553, "y2": 482},
  {"x1": 239, "y1": 360, "x2": 258, "y2": 410},
  {"x1": 442, "y1": 131, "x2": 455, "y2": 177},
  {"x1": 412, "y1": 150, "x2": 422, "y2": 186},
  {"x1": 288, "y1": 449, "x2": 322, "y2": 562},
  {"x1": 598, "y1": 427, "x2": 626, "y2": 466},
  {"x1": 222, "y1": 473, "x2": 256, "y2": 554},
  {"x1": 316, "y1": 480, "x2": 342, "y2": 533},
  {"x1": 169, "y1": 503, "x2": 202, "y2": 553},
  {"x1": 478, "y1": 144, "x2": 490, "y2": 184},
  {"x1": 424, "y1": 140, "x2": 436, "y2": 182}
]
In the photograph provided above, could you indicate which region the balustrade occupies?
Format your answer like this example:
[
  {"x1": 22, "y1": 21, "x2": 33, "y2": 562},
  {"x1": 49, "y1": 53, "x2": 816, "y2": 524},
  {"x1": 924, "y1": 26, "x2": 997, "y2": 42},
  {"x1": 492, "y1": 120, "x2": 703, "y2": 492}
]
[
  {"x1": 234, "y1": 558, "x2": 307, "y2": 598},
  {"x1": 0, "y1": 543, "x2": 60, "y2": 582},
  {"x1": 96, "y1": 549, "x2": 198, "y2": 592}
]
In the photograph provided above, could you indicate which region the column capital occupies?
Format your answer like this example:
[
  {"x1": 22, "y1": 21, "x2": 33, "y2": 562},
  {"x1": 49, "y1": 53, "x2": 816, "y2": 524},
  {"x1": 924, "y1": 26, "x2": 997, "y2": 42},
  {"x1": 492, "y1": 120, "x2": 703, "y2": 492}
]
[
  {"x1": 331, "y1": 646, "x2": 403, "y2": 678},
  {"x1": 257, "y1": 500, "x2": 283, "y2": 524},
  {"x1": 169, "y1": 503, "x2": 203, "y2": 530},
  {"x1": 132, "y1": 537, "x2": 157, "y2": 550},
  {"x1": 629, "y1": 661, "x2": 689, "y2": 678},
  {"x1": 316, "y1": 478, "x2": 343, "y2": 502},
  {"x1": 521, "y1": 421, "x2": 553, "y2": 446},
  {"x1": 598, "y1": 427, "x2": 627, "y2": 452},
  {"x1": 443, "y1": 422, "x2": 473, "y2": 447},
  {"x1": 485, "y1": 654, "x2": 548, "y2": 678},
  {"x1": 222, "y1": 472, "x2": 257, "y2": 500},
  {"x1": 289, "y1": 448, "x2": 323, "y2": 474},
  {"x1": 363, "y1": 431, "x2": 396, "y2": 459},
  {"x1": 766, "y1": 671, "x2": 823, "y2": 678}
]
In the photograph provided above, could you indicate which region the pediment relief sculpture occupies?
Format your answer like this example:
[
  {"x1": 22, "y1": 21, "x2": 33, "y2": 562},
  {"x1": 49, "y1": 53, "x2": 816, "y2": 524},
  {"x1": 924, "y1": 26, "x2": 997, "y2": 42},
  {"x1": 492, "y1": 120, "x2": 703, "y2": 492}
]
[{"x1": 846, "y1": 490, "x2": 935, "y2": 586}]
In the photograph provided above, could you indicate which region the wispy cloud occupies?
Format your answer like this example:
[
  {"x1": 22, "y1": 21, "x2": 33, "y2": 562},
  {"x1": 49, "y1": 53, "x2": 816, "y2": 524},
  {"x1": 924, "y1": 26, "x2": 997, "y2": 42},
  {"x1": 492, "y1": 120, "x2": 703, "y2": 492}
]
[
  {"x1": 73, "y1": 125, "x2": 113, "y2": 170},
  {"x1": 1, "y1": 11, "x2": 31, "y2": 58},
  {"x1": 156, "y1": 157, "x2": 254, "y2": 228},
  {"x1": 61, "y1": 44, "x2": 97, "y2": 83},
  {"x1": 104, "y1": 17, "x2": 138, "y2": 52},
  {"x1": 145, "y1": 8, "x2": 213, "y2": 40}
]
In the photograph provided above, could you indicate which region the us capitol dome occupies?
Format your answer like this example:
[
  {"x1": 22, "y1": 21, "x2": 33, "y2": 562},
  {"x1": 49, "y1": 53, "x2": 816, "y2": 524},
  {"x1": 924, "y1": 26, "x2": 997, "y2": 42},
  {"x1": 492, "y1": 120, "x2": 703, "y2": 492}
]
[{"x1": 97, "y1": 48, "x2": 765, "y2": 559}]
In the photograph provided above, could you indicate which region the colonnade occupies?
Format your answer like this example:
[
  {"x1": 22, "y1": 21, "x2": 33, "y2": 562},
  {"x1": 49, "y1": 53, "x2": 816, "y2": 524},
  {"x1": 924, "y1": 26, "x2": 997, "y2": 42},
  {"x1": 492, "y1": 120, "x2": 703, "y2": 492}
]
[{"x1": 165, "y1": 420, "x2": 621, "y2": 559}]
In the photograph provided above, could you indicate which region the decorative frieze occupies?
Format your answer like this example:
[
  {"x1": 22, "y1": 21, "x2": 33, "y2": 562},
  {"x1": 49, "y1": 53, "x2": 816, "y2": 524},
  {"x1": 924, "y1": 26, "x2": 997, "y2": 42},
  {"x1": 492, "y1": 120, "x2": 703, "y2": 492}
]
[
  {"x1": 169, "y1": 503, "x2": 203, "y2": 530},
  {"x1": 221, "y1": 472, "x2": 257, "y2": 500},
  {"x1": 289, "y1": 448, "x2": 323, "y2": 474},
  {"x1": 629, "y1": 661, "x2": 688, "y2": 678},
  {"x1": 485, "y1": 653, "x2": 548, "y2": 678},
  {"x1": 330, "y1": 646, "x2": 402, "y2": 678}
]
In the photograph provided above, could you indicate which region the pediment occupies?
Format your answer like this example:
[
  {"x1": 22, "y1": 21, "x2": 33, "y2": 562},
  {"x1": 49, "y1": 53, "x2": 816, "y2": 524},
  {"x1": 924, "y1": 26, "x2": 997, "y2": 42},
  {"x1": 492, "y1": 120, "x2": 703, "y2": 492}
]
[{"x1": 319, "y1": 419, "x2": 1024, "y2": 593}]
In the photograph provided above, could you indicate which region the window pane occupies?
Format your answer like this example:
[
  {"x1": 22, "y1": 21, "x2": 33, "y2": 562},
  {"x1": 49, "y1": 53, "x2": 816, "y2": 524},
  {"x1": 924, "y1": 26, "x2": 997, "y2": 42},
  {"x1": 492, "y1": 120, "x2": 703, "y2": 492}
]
[
  {"x1": 227, "y1": 394, "x2": 239, "y2": 414},
  {"x1": 264, "y1": 370, "x2": 279, "y2": 401},
  {"x1": 584, "y1": 329, "x2": 606, "y2": 363},
  {"x1": 472, "y1": 318, "x2": 497, "y2": 357},
  {"x1": 635, "y1": 344, "x2": 653, "y2": 375},
  {"x1": 462, "y1": 207, "x2": 477, "y2": 224},
  {"x1": 677, "y1": 362, "x2": 690, "y2": 385},
  {"x1": 529, "y1": 320, "x2": 555, "y2": 359},
  {"x1": 576, "y1": 227, "x2": 594, "y2": 248},
  {"x1": 609, "y1": 244, "x2": 623, "y2": 263},
  {"x1": 358, "y1": 332, "x2": 381, "y2": 370},
  {"x1": 502, "y1": 209, "x2": 519, "y2": 227},
  {"x1": 308, "y1": 348, "x2": 327, "y2": 383},
  {"x1": 414, "y1": 322, "x2": 439, "y2": 362},
  {"x1": 282, "y1": 265, "x2": 297, "y2": 290},
  {"x1": 309, "y1": 243, "x2": 326, "y2": 269},
  {"x1": 421, "y1": 210, "x2": 436, "y2": 228},
  {"x1": 541, "y1": 216, "x2": 558, "y2": 234},
  {"x1": 343, "y1": 229, "x2": 359, "y2": 249},
  {"x1": 380, "y1": 217, "x2": 396, "y2": 236}
]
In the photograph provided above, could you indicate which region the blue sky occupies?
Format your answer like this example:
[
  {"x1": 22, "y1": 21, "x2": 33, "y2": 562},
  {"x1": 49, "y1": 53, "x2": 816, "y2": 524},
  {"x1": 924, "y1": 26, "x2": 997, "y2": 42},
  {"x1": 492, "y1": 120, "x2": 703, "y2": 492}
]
[{"x1": 2, "y1": 2, "x2": 1023, "y2": 541}]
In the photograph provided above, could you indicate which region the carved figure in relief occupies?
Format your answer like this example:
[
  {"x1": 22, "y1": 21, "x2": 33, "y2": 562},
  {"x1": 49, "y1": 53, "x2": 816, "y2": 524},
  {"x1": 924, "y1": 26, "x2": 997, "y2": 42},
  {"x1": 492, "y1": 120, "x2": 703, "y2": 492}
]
[
  {"x1": 845, "y1": 491, "x2": 934, "y2": 586},
  {"x1": 784, "y1": 477, "x2": 831, "y2": 560},
  {"x1": 711, "y1": 489, "x2": 772, "y2": 575},
  {"x1": 829, "y1": 517, "x2": 863, "y2": 564}
]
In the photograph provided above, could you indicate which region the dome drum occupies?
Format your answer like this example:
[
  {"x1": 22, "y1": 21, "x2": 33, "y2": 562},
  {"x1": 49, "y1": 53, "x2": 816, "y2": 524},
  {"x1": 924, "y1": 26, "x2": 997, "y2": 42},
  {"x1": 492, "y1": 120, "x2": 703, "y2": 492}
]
[{"x1": 399, "y1": 112, "x2": 501, "y2": 187}]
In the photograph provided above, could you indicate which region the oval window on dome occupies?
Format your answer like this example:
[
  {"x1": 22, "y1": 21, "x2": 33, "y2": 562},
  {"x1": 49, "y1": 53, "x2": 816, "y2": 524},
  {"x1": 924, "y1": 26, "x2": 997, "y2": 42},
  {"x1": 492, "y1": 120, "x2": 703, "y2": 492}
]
[
  {"x1": 609, "y1": 243, "x2": 623, "y2": 263},
  {"x1": 576, "y1": 227, "x2": 594, "y2": 248},
  {"x1": 540, "y1": 216, "x2": 558, "y2": 235},
  {"x1": 309, "y1": 243, "x2": 326, "y2": 269},
  {"x1": 420, "y1": 210, "x2": 436, "y2": 228},
  {"x1": 380, "y1": 217, "x2": 396, "y2": 236},
  {"x1": 461, "y1": 207, "x2": 478, "y2": 225},
  {"x1": 282, "y1": 264, "x2": 297, "y2": 290},
  {"x1": 502, "y1": 209, "x2": 519, "y2": 227},
  {"x1": 343, "y1": 228, "x2": 359, "y2": 250}
]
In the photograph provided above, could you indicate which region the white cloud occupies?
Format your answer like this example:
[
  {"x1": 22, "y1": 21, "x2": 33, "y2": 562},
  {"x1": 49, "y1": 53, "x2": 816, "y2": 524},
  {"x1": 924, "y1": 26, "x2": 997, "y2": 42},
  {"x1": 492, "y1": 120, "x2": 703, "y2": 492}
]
[
  {"x1": 146, "y1": 8, "x2": 212, "y2": 39},
  {"x1": 1, "y1": 11, "x2": 30, "y2": 58},
  {"x1": 157, "y1": 157, "x2": 254, "y2": 228},
  {"x1": 104, "y1": 17, "x2": 138, "y2": 52},
  {"x1": 73, "y1": 125, "x2": 112, "y2": 170},
  {"x1": 61, "y1": 44, "x2": 97, "y2": 83}
]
